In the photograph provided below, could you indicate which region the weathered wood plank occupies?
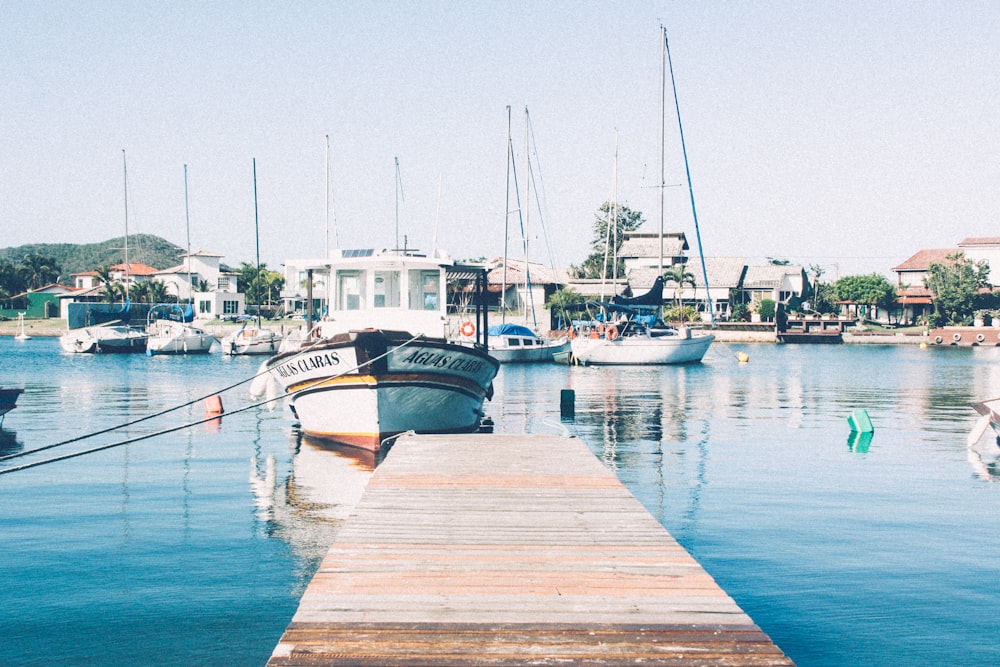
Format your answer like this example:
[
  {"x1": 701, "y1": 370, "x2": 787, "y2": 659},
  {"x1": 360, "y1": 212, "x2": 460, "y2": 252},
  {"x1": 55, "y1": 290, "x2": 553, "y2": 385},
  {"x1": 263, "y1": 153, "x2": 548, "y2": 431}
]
[{"x1": 268, "y1": 434, "x2": 794, "y2": 665}]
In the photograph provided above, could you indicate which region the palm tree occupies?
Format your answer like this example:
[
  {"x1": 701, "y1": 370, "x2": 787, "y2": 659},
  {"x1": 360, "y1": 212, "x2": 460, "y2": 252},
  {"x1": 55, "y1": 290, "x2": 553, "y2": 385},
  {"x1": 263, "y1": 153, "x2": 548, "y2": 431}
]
[
  {"x1": 663, "y1": 264, "x2": 695, "y2": 307},
  {"x1": 102, "y1": 281, "x2": 125, "y2": 304}
]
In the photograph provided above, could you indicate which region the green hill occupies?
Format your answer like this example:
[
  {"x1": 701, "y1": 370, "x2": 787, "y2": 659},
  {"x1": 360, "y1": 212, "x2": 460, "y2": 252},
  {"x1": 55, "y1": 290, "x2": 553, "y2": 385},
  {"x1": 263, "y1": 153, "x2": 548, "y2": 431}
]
[{"x1": 0, "y1": 234, "x2": 185, "y2": 283}]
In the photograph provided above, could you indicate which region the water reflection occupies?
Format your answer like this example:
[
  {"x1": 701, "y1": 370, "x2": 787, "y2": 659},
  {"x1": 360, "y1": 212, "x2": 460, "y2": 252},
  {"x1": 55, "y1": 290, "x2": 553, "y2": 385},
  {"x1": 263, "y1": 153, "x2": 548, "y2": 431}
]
[
  {"x1": 0, "y1": 428, "x2": 22, "y2": 456},
  {"x1": 249, "y1": 432, "x2": 376, "y2": 589}
]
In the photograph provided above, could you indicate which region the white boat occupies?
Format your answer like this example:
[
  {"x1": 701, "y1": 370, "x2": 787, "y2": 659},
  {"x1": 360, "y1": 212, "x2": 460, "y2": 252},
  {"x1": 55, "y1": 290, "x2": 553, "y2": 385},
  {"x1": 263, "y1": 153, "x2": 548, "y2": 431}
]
[
  {"x1": 569, "y1": 279, "x2": 714, "y2": 365},
  {"x1": 570, "y1": 314, "x2": 714, "y2": 365},
  {"x1": 221, "y1": 321, "x2": 282, "y2": 355},
  {"x1": 571, "y1": 29, "x2": 715, "y2": 366},
  {"x1": 145, "y1": 304, "x2": 215, "y2": 355},
  {"x1": 13, "y1": 313, "x2": 30, "y2": 341},
  {"x1": 466, "y1": 323, "x2": 568, "y2": 363},
  {"x1": 254, "y1": 248, "x2": 499, "y2": 451},
  {"x1": 60, "y1": 323, "x2": 148, "y2": 354}
]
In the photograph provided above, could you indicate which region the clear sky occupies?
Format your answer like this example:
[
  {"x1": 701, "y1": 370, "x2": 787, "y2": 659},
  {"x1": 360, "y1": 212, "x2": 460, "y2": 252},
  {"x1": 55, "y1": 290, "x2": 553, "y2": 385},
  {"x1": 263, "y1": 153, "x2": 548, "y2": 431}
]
[{"x1": 3, "y1": 1, "x2": 998, "y2": 281}]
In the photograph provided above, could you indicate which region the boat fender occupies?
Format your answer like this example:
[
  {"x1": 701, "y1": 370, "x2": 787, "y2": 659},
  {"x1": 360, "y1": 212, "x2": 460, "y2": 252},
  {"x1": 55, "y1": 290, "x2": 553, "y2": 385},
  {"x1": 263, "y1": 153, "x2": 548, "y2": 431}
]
[
  {"x1": 953, "y1": 332, "x2": 962, "y2": 342},
  {"x1": 606, "y1": 326, "x2": 618, "y2": 341},
  {"x1": 460, "y1": 321, "x2": 476, "y2": 337},
  {"x1": 934, "y1": 336, "x2": 943, "y2": 344},
  {"x1": 976, "y1": 333, "x2": 985, "y2": 343}
]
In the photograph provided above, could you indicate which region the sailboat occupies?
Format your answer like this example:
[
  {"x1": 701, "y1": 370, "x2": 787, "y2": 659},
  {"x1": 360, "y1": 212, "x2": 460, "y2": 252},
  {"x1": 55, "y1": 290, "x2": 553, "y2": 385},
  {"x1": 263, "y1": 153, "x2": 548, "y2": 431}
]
[
  {"x1": 13, "y1": 313, "x2": 30, "y2": 341},
  {"x1": 463, "y1": 106, "x2": 568, "y2": 363},
  {"x1": 60, "y1": 150, "x2": 148, "y2": 354},
  {"x1": 221, "y1": 159, "x2": 282, "y2": 356},
  {"x1": 570, "y1": 28, "x2": 714, "y2": 366},
  {"x1": 147, "y1": 166, "x2": 215, "y2": 355}
]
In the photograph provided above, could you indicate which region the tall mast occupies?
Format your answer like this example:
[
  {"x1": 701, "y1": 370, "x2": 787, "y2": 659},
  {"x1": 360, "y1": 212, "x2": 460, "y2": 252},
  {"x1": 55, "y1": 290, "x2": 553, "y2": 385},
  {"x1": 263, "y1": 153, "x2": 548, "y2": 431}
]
[
  {"x1": 122, "y1": 149, "x2": 130, "y2": 301},
  {"x1": 183, "y1": 164, "x2": 192, "y2": 303},
  {"x1": 665, "y1": 27, "x2": 714, "y2": 325},
  {"x1": 659, "y1": 26, "x2": 666, "y2": 277},
  {"x1": 523, "y1": 106, "x2": 535, "y2": 327},
  {"x1": 501, "y1": 106, "x2": 511, "y2": 321},
  {"x1": 253, "y1": 158, "x2": 261, "y2": 327}
]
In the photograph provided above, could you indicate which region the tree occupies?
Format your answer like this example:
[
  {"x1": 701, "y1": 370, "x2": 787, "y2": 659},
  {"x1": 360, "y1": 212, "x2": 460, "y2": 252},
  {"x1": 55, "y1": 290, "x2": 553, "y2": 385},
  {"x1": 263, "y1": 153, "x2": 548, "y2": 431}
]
[
  {"x1": 17, "y1": 253, "x2": 61, "y2": 290},
  {"x1": 924, "y1": 252, "x2": 991, "y2": 326},
  {"x1": 573, "y1": 202, "x2": 645, "y2": 279},
  {"x1": 545, "y1": 287, "x2": 586, "y2": 328},
  {"x1": 662, "y1": 263, "x2": 695, "y2": 307},
  {"x1": 833, "y1": 273, "x2": 897, "y2": 319},
  {"x1": 807, "y1": 263, "x2": 825, "y2": 301},
  {"x1": 238, "y1": 262, "x2": 284, "y2": 308}
]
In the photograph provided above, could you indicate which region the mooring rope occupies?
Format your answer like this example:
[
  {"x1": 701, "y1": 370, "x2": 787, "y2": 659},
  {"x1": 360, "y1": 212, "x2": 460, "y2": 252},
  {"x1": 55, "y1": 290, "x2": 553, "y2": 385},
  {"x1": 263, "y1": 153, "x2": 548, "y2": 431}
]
[{"x1": 0, "y1": 332, "x2": 427, "y2": 474}]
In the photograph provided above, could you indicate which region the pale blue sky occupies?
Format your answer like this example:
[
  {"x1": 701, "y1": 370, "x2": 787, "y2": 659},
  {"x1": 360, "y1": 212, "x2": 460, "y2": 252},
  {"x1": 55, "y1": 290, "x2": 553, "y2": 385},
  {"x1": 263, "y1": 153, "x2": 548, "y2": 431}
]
[{"x1": 2, "y1": 1, "x2": 998, "y2": 279}]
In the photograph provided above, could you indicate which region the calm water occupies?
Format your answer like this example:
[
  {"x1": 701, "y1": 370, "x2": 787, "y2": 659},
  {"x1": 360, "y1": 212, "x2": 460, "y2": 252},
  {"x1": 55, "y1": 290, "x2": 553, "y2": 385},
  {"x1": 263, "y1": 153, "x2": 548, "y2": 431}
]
[{"x1": 2, "y1": 337, "x2": 999, "y2": 665}]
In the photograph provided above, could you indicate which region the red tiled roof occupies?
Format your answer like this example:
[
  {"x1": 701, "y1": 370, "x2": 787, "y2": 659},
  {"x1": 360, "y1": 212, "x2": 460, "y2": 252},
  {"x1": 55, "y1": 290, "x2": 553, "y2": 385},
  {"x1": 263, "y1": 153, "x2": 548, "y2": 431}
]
[
  {"x1": 892, "y1": 249, "x2": 960, "y2": 272},
  {"x1": 959, "y1": 237, "x2": 1000, "y2": 246},
  {"x1": 110, "y1": 262, "x2": 159, "y2": 276}
]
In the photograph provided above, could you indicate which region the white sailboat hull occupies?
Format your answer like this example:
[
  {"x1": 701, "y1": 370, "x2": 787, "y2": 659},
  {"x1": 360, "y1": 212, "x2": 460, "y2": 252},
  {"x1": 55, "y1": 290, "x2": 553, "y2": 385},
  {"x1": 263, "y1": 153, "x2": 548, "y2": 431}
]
[
  {"x1": 571, "y1": 330, "x2": 714, "y2": 365},
  {"x1": 146, "y1": 321, "x2": 215, "y2": 355},
  {"x1": 221, "y1": 328, "x2": 282, "y2": 355}
]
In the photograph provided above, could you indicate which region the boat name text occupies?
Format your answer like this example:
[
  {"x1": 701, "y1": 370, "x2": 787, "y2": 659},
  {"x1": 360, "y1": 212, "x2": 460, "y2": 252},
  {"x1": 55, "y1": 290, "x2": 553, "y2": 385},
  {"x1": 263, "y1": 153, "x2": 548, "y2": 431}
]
[
  {"x1": 273, "y1": 352, "x2": 341, "y2": 378},
  {"x1": 397, "y1": 349, "x2": 485, "y2": 375}
]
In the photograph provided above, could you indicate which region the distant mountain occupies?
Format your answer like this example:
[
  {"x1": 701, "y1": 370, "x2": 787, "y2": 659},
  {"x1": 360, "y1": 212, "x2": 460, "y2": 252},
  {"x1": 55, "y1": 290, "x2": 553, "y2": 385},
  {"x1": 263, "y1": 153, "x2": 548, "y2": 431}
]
[{"x1": 0, "y1": 234, "x2": 185, "y2": 283}]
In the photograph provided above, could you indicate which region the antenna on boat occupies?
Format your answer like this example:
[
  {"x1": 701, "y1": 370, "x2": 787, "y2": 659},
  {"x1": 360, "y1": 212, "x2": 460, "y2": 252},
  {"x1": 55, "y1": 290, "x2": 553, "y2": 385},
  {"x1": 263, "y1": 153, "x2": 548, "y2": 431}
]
[
  {"x1": 394, "y1": 156, "x2": 404, "y2": 253},
  {"x1": 663, "y1": 26, "x2": 714, "y2": 326},
  {"x1": 325, "y1": 134, "x2": 339, "y2": 258}
]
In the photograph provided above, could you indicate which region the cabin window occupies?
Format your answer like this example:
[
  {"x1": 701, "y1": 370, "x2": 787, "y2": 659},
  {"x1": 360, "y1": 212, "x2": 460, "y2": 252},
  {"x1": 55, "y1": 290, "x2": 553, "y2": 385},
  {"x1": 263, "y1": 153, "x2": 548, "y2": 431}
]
[
  {"x1": 337, "y1": 271, "x2": 364, "y2": 310},
  {"x1": 409, "y1": 270, "x2": 440, "y2": 311},
  {"x1": 374, "y1": 270, "x2": 401, "y2": 308}
]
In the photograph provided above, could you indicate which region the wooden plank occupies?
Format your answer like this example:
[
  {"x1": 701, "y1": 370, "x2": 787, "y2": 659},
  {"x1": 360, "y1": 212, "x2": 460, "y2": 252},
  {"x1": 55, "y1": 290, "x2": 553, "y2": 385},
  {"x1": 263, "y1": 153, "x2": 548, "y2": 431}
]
[{"x1": 268, "y1": 434, "x2": 794, "y2": 665}]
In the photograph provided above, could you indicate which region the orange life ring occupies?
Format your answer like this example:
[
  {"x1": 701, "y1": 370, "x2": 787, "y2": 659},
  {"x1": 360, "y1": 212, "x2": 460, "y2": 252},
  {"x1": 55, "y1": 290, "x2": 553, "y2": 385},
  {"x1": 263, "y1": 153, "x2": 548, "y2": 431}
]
[
  {"x1": 589, "y1": 328, "x2": 599, "y2": 339},
  {"x1": 597, "y1": 323, "x2": 606, "y2": 336},
  {"x1": 460, "y1": 321, "x2": 476, "y2": 337},
  {"x1": 607, "y1": 325, "x2": 619, "y2": 341}
]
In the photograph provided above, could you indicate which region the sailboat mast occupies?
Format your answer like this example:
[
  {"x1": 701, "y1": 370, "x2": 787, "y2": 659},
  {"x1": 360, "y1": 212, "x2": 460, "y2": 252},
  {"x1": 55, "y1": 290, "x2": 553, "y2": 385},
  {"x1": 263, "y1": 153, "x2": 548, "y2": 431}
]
[
  {"x1": 253, "y1": 158, "x2": 261, "y2": 327},
  {"x1": 659, "y1": 27, "x2": 666, "y2": 276},
  {"x1": 664, "y1": 27, "x2": 714, "y2": 325},
  {"x1": 184, "y1": 164, "x2": 193, "y2": 303},
  {"x1": 122, "y1": 149, "x2": 130, "y2": 301},
  {"x1": 501, "y1": 106, "x2": 511, "y2": 322}
]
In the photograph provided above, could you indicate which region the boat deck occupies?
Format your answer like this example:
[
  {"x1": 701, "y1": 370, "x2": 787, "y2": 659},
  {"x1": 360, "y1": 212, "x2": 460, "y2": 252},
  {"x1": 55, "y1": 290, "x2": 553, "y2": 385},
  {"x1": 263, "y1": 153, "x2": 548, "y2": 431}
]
[{"x1": 268, "y1": 433, "x2": 793, "y2": 666}]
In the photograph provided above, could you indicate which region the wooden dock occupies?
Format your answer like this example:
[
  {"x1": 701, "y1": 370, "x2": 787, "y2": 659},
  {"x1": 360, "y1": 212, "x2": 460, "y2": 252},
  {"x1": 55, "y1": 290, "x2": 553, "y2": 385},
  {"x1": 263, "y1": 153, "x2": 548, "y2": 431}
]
[{"x1": 268, "y1": 434, "x2": 794, "y2": 666}]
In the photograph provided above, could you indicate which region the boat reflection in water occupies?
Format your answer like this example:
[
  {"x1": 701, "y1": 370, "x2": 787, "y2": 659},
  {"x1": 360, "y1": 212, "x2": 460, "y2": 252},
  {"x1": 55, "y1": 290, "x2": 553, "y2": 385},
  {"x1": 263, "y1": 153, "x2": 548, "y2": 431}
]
[{"x1": 249, "y1": 431, "x2": 378, "y2": 582}]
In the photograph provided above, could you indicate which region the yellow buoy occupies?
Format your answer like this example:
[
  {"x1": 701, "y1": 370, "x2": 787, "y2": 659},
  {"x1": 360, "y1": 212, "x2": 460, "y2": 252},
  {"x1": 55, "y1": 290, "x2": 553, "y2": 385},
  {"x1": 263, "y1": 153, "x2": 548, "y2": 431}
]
[
  {"x1": 919, "y1": 342, "x2": 928, "y2": 349},
  {"x1": 737, "y1": 352, "x2": 750, "y2": 363}
]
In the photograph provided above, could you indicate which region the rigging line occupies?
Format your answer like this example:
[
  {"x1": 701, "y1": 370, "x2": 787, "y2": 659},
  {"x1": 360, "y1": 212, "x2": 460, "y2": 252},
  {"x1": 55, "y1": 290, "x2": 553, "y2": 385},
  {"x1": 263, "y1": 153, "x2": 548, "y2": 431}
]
[
  {"x1": 0, "y1": 333, "x2": 427, "y2": 476},
  {"x1": 524, "y1": 107, "x2": 559, "y2": 272},
  {"x1": 664, "y1": 26, "x2": 714, "y2": 326},
  {"x1": 508, "y1": 131, "x2": 534, "y2": 325}
]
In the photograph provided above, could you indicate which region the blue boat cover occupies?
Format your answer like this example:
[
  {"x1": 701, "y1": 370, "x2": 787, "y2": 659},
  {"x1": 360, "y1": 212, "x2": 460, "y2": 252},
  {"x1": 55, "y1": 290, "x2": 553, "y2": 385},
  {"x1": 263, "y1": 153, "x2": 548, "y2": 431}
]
[{"x1": 488, "y1": 323, "x2": 538, "y2": 338}]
